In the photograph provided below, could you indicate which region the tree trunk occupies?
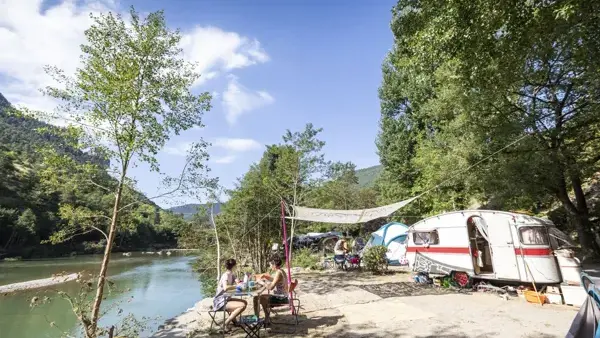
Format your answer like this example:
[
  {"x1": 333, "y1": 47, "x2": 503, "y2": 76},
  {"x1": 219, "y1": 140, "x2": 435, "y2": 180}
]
[
  {"x1": 210, "y1": 205, "x2": 221, "y2": 281},
  {"x1": 570, "y1": 173, "x2": 600, "y2": 256},
  {"x1": 556, "y1": 172, "x2": 600, "y2": 256},
  {"x1": 89, "y1": 175, "x2": 126, "y2": 337},
  {"x1": 4, "y1": 229, "x2": 16, "y2": 250}
]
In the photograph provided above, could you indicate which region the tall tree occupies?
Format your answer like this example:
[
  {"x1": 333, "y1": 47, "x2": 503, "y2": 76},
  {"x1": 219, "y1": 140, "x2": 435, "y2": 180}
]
[
  {"x1": 265, "y1": 124, "x2": 328, "y2": 261},
  {"x1": 379, "y1": 0, "x2": 600, "y2": 254},
  {"x1": 21, "y1": 8, "x2": 212, "y2": 337}
]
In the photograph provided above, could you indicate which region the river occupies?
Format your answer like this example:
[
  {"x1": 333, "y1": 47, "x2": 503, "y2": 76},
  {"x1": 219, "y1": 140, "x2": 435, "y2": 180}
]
[{"x1": 0, "y1": 253, "x2": 203, "y2": 338}]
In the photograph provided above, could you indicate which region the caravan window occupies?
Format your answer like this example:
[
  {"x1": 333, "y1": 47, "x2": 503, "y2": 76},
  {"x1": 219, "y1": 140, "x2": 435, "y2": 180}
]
[
  {"x1": 413, "y1": 231, "x2": 439, "y2": 245},
  {"x1": 519, "y1": 226, "x2": 549, "y2": 245}
]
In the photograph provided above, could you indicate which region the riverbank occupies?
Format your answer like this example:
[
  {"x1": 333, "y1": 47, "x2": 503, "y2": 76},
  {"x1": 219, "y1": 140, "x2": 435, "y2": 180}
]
[
  {"x1": 151, "y1": 269, "x2": 577, "y2": 337},
  {"x1": 0, "y1": 247, "x2": 196, "y2": 261},
  {"x1": 0, "y1": 273, "x2": 79, "y2": 294},
  {"x1": 0, "y1": 255, "x2": 201, "y2": 338}
]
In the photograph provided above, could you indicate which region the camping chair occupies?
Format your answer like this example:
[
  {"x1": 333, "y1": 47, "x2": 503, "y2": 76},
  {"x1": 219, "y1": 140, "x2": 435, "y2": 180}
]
[
  {"x1": 347, "y1": 254, "x2": 361, "y2": 269},
  {"x1": 267, "y1": 279, "x2": 301, "y2": 327},
  {"x1": 207, "y1": 304, "x2": 227, "y2": 334},
  {"x1": 565, "y1": 272, "x2": 600, "y2": 338},
  {"x1": 333, "y1": 255, "x2": 347, "y2": 270}
]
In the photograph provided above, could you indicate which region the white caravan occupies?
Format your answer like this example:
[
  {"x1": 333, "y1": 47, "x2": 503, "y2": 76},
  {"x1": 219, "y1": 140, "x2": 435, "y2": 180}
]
[{"x1": 405, "y1": 210, "x2": 581, "y2": 284}]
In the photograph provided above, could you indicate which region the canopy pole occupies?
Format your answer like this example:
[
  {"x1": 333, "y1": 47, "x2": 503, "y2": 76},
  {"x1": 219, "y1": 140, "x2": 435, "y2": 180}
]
[{"x1": 280, "y1": 200, "x2": 294, "y2": 313}]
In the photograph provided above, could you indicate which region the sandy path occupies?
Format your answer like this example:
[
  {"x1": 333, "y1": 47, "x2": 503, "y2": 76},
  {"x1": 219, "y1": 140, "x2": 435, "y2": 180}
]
[{"x1": 151, "y1": 270, "x2": 578, "y2": 338}]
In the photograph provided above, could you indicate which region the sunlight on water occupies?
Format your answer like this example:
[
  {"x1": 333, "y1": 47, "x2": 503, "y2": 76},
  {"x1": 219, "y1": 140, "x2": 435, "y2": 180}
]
[{"x1": 0, "y1": 255, "x2": 202, "y2": 338}]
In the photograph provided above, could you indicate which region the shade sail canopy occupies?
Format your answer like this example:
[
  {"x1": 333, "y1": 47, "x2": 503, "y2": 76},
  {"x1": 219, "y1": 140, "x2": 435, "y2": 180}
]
[{"x1": 287, "y1": 197, "x2": 417, "y2": 224}]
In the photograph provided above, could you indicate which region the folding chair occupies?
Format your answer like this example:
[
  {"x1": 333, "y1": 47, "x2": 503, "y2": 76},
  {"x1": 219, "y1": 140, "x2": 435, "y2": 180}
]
[
  {"x1": 208, "y1": 304, "x2": 227, "y2": 334},
  {"x1": 267, "y1": 279, "x2": 301, "y2": 326}
]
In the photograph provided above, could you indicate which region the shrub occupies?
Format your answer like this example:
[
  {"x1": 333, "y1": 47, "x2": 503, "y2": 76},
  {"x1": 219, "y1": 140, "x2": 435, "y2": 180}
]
[
  {"x1": 362, "y1": 245, "x2": 388, "y2": 274},
  {"x1": 292, "y1": 248, "x2": 322, "y2": 270}
]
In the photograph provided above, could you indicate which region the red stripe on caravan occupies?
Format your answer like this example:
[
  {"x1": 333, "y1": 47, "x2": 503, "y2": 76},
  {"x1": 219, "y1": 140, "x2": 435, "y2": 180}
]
[
  {"x1": 406, "y1": 247, "x2": 470, "y2": 254},
  {"x1": 514, "y1": 248, "x2": 552, "y2": 256}
]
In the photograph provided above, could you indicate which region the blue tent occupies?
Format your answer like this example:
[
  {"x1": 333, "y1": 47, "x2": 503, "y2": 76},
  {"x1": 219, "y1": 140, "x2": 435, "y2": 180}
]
[{"x1": 365, "y1": 222, "x2": 409, "y2": 265}]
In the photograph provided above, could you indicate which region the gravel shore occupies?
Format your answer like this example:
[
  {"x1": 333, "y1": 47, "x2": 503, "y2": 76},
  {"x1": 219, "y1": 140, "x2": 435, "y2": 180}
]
[{"x1": 0, "y1": 273, "x2": 79, "y2": 294}]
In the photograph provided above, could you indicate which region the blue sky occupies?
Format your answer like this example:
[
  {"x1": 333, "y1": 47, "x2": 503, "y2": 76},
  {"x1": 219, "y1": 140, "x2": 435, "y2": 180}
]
[{"x1": 1, "y1": 0, "x2": 396, "y2": 207}]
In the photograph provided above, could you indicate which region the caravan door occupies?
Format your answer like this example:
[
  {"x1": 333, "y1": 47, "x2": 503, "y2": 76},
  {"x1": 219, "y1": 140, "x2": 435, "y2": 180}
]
[{"x1": 488, "y1": 221, "x2": 520, "y2": 280}]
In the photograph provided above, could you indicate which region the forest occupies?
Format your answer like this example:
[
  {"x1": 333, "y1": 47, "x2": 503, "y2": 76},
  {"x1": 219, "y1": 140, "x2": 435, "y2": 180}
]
[{"x1": 0, "y1": 92, "x2": 189, "y2": 259}]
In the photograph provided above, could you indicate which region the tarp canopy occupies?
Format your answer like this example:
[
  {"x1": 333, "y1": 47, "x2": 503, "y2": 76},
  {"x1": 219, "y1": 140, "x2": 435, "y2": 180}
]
[{"x1": 288, "y1": 197, "x2": 417, "y2": 224}]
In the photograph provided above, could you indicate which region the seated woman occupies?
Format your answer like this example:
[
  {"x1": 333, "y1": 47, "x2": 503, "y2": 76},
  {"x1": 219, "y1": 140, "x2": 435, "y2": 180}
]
[
  {"x1": 334, "y1": 238, "x2": 349, "y2": 259},
  {"x1": 253, "y1": 256, "x2": 289, "y2": 321},
  {"x1": 214, "y1": 258, "x2": 247, "y2": 333}
]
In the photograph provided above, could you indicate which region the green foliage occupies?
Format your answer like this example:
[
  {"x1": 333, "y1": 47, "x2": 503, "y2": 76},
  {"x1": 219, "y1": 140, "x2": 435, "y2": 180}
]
[
  {"x1": 0, "y1": 93, "x2": 190, "y2": 257},
  {"x1": 362, "y1": 245, "x2": 388, "y2": 274},
  {"x1": 5, "y1": 7, "x2": 214, "y2": 338},
  {"x1": 378, "y1": 0, "x2": 600, "y2": 254},
  {"x1": 292, "y1": 248, "x2": 322, "y2": 270},
  {"x1": 356, "y1": 165, "x2": 382, "y2": 188},
  {"x1": 189, "y1": 124, "x2": 380, "y2": 279}
]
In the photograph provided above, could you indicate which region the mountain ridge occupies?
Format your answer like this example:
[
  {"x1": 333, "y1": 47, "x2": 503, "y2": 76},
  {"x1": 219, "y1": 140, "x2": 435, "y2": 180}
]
[
  {"x1": 356, "y1": 164, "x2": 382, "y2": 188},
  {"x1": 168, "y1": 165, "x2": 383, "y2": 219},
  {"x1": 168, "y1": 203, "x2": 222, "y2": 220}
]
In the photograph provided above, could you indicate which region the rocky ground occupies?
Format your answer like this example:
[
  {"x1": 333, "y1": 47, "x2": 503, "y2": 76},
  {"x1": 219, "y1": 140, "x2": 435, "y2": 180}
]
[{"x1": 151, "y1": 269, "x2": 578, "y2": 338}]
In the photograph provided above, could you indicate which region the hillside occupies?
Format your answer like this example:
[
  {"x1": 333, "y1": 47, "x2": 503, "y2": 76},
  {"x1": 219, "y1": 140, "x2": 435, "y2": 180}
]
[
  {"x1": 0, "y1": 93, "x2": 106, "y2": 166},
  {"x1": 169, "y1": 203, "x2": 221, "y2": 220},
  {"x1": 356, "y1": 165, "x2": 382, "y2": 188},
  {"x1": 0, "y1": 92, "x2": 173, "y2": 259}
]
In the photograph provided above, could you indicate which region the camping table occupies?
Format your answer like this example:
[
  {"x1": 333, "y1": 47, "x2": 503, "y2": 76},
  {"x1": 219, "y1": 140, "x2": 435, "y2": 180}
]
[{"x1": 225, "y1": 286, "x2": 262, "y2": 299}]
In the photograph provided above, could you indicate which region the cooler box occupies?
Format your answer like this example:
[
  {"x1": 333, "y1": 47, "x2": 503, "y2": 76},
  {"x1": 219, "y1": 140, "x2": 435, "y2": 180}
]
[{"x1": 561, "y1": 284, "x2": 587, "y2": 306}]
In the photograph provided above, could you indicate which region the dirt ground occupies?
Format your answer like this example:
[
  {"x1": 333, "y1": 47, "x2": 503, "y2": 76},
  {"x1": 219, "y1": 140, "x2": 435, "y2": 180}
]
[{"x1": 151, "y1": 269, "x2": 578, "y2": 338}]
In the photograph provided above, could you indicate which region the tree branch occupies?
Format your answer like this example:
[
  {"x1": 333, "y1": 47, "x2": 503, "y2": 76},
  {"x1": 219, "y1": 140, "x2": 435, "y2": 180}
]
[
  {"x1": 88, "y1": 179, "x2": 112, "y2": 193},
  {"x1": 117, "y1": 154, "x2": 193, "y2": 213},
  {"x1": 90, "y1": 225, "x2": 109, "y2": 241}
]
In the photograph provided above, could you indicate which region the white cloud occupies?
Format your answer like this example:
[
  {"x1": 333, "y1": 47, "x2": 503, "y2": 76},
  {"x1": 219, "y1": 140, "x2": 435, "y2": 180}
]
[
  {"x1": 180, "y1": 27, "x2": 269, "y2": 87},
  {"x1": 164, "y1": 138, "x2": 260, "y2": 163},
  {"x1": 222, "y1": 75, "x2": 274, "y2": 124},
  {"x1": 213, "y1": 155, "x2": 236, "y2": 164},
  {"x1": 213, "y1": 138, "x2": 262, "y2": 152},
  {"x1": 163, "y1": 142, "x2": 193, "y2": 156},
  {"x1": 0, "y1": 0, "x2": 269, "y2": 117}
]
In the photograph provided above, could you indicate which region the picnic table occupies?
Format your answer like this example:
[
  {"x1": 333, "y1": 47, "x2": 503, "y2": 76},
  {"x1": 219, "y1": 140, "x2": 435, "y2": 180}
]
[{"x1": 224, "y1": 284, "x2": 263, "y2": 298}]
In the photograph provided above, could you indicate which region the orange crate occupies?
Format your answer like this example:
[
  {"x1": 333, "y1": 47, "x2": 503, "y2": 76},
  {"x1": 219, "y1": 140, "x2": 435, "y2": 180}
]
[{"x1": 524, "y1": 290, "x2": 547, "y2": 304}]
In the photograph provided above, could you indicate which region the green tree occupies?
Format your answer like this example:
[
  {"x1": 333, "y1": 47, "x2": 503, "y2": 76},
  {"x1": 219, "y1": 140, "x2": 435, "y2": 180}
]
[
  {"x1": 265, "y1": 123, "x2": 329, "y2": 261},
  {"x1": 23, "y1": 7, "x2": 212, "y2": 337},
  {"x1": 379, "y1": 0, "x2": 600, "y2": 254}
]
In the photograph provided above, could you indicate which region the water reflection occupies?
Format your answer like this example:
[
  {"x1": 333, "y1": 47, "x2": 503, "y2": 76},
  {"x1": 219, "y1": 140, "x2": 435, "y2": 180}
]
[{"x1": 0, "y1": 255, "x2": 202, "y2": 338}]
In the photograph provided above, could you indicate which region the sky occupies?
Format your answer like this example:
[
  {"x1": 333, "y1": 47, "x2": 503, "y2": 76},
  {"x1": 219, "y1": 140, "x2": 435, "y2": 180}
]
[{"x1": 0, "y1": 0, "x2": 396, "y2": 208}]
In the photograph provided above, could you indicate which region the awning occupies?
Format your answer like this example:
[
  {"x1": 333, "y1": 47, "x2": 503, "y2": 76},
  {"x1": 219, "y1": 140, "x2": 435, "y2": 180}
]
[{"x1": 287, "y1": 197, "x2": 417, "y2": 224}]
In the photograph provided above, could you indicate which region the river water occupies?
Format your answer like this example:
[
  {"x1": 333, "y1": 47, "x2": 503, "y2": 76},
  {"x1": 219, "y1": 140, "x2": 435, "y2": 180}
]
[{"x1": 0, "y1": 254, "x2": 203, "y2": 338}]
